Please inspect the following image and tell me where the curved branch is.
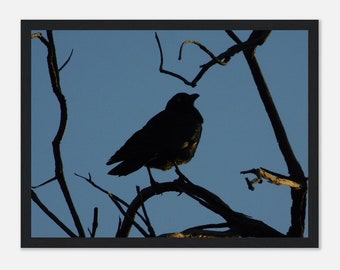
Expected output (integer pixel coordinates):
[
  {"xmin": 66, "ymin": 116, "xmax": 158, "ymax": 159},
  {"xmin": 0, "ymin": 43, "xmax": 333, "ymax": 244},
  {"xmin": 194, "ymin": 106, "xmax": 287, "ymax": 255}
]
[
  {"xmin": 75, "ymin": 172, "xmax": 153, "ymax": 235},
  {"xmin": 116, "ymin": 177, "xmax": 285, "ymax": 238},
  {"xmin": 156, "ymin": 30, "xmax": 271, "ymax": 87},
  {"xmin": 179, "ymin": 40, "xmax": 226, "ymax": 65},
  {"xmin": 58, "ymin": 49, "xmax": 74, "ymax": 72},
  {"xmin": 155, "ymin": 32, "xmax": 194, "ymax": 86},
  {"xmin": 31, "ymin": 32, "xmax": 49, "ymax": 47}
]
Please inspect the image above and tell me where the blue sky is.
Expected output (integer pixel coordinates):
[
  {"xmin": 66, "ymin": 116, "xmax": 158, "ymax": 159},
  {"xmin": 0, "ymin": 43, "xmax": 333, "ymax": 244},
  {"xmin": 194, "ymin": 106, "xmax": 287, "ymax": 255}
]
[{"xmin": 31, "ymin": 29, "xmax": 308, "ymax": 237}]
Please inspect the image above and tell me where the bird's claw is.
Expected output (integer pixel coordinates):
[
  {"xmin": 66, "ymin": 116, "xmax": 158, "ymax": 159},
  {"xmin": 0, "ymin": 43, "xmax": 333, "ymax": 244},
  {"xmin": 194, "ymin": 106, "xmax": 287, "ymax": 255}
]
[{"xmin": 150, "ymin": 180, "xmax": 163, "ymax": 195}]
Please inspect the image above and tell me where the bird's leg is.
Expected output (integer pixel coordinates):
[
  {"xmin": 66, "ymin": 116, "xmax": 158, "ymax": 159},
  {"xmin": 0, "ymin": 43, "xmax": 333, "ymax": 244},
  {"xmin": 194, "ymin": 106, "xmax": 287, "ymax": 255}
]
[
  {"xmin": 174, "ymin": 163, "xmax": 192, "ymax": 184},
  {"xmin": 147, "ymin": 166, "xmax": 157, "ymax": 185},
  {"xmin": 147, "ymin": 166, "xmax": 161, "ymax": 193}
]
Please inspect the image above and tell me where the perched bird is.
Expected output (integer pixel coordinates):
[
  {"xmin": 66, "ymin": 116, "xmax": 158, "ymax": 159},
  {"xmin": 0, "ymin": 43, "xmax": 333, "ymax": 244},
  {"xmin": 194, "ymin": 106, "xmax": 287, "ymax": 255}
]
[{"xmin": 106, "ymin": 92, "xmax": 203, "ymax": 186}]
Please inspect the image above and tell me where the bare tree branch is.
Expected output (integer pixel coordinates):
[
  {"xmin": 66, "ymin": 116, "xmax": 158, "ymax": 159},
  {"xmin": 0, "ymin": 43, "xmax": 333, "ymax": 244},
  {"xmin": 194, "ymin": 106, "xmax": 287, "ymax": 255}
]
[
  {"xmin": 228, "ymin": 30, "xmax": 306, "ymax": 182},
  {"xmin": 152, "ymin": 30, "xmax": 308, "ymax": 238},
  {"xmin": 156, "ymin": 30, "xmax": 271, "ymax": 87},
  {"xmin": 31, "ymin": 32, "xmax": 49, "ymax": 47},
  {"xmin": 179, "ymin": 40, "xmax": 226, "ymax": 65},
  {"xmin": 155, "ymin": 32, "xmax": 194, "ymax": 86},
  {"xmin": 31, "ymin": 190, "xmax": 77, "ymax": 237},
  {"xmin": 32, "ymin": 30, "xmax": 309, "ymax": 240},
  {"xmin": 228, "ymin": 30, "xmax": 307, "ymax": 237},
  {"xmin": 116, "ymin": 175, "xmax": 285, "ymax": 238},
  {"xmin": 241, "ymin": 167, "xmax": 303, "ymax": 190},
  {"xmin": 31, "ymin": 176, "xmax": 57, "ymax": 189},
  {"xmin": 33, "ymin": 30, "xmax": 85, "ymax": 237},
  {"xmin": 58, "ymin": 49, "xmax": 74, "ymax": 72},
  {"xmin": 136, "ymin": 186, "xmax": 156, "ymax": 237},
  {"xmin": 107, "ymin": 192, "xmax": 150, "ymax": 237},
  {"xmin": 88, "ymin": 207, "xmax": 98, "ymax": 238},
  {"xmin": 74, "ymin": 172, "xmax": 154, "ymax": 237}
]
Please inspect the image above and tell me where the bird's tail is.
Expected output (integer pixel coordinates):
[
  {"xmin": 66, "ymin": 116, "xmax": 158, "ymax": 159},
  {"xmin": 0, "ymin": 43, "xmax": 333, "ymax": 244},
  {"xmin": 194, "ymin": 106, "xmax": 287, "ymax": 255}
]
[{"xmin": 107, "ymin": 160, "xmax": 145, "ymax": 176}]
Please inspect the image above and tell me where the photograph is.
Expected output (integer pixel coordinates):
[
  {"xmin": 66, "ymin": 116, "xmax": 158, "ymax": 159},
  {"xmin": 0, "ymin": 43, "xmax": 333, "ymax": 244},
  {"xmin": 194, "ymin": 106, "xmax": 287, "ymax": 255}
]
[{"xmin": 21, "ymin": 20, "xmax": 318, "ymax": 247}]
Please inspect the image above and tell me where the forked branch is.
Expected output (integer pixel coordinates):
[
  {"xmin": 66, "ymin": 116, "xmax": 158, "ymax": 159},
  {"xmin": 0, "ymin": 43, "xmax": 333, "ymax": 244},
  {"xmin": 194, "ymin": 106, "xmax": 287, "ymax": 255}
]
[
  {"xmin": 31, "ymin": 30, "xmax": 85, "ymax": 237},
  {"xmin": 155, "ymin": 31, "xmax": 270, "ymax": 87},
  {"xmin": 227, "ymin": 30, "xmax": 307, "ymax": 237},
  {"xmin": 116, "ymin": 174, "xmax": 285, "ymax": 238},
  {"xmin": 241, "ymin": 167, "xmax": 304, "ymax": 190}
]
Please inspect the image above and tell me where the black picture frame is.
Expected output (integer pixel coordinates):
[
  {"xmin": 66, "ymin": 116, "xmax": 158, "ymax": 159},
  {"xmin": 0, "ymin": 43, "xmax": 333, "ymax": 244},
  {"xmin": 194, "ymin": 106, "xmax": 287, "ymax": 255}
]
[{"xmin": 21, "ymin": 20, "xmax": 318, "ymax": 248}]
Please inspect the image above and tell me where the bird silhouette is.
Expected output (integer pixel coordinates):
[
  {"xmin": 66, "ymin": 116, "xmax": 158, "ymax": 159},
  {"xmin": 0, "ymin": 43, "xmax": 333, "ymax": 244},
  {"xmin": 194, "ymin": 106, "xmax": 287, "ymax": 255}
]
[{"xmin": 106, "ymin": 92, "xmax": 203, "ymax": 186}]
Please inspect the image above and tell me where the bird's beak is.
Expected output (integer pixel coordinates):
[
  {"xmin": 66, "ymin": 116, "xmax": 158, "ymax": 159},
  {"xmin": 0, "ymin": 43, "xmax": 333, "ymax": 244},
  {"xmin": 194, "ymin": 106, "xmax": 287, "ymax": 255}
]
[{"xmin": 191, "ymin": 93, "xmax": 200, "ymax": 101}]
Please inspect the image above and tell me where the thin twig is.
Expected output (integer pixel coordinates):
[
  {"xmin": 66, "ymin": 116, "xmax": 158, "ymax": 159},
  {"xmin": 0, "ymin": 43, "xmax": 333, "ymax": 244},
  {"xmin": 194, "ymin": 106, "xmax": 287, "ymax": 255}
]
[
  {"xmin": 31, "ymin": 176, "xmax": 57, "ymax": 189},
  {"xmin": 155, "ymin": 32, "xmax": 196, "ymax": 87},
  {"xmin": 240, "ymin": 167, "xmax": 303, "ymax": 189},
  {"xmin": 185, "ymin": 222, "xmax": 229, "ymax": 231},
  {"xmin": 58, "ymin": 49, "xmax": 74, "ymax": 72},
  {"xmin": 31, "ymin": 190, "xmax": 77, "ymax": 237},
  {"xmin": 225, "ymin": 30, "xmax": 242, "ymax": 44},
  {"xmin": 88, "ymin": 207, "xmax": 98, "ymax": 238},
  {"xmin": 179, "ymin": 40, "xmax": 226, "ymax": 65},
  {"xmin": 116, "ymin": 217, "xmax": 122, "ymax": 236},
  {"xmin": 108, "ymin": 192, "xmax": 149, "ymax": 238},
  {"xmin": 31, "ymin": 32, "xmax": 49, "ymax": 47},
  {"xmin": 74, "ymin": 172, "xmax": 151, "ymax": 233},
  {"xmin": 156, "ymin": 31, "xmax": 272, "ymax": 88}
]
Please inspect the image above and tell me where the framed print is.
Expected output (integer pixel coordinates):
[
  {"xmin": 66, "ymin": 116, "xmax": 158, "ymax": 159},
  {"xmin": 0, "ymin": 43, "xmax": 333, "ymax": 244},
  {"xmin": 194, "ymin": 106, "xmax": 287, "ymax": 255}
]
[{"xmin": 21, "ymin": 20, "xmax": 318, "ymax": 247}]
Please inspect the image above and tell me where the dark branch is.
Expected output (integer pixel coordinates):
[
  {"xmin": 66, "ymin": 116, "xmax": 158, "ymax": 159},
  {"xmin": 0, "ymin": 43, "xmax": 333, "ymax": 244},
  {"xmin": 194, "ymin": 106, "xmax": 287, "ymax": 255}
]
[
  {"xmin": 31, "ymin": 176, "xmax": 57, "ymax": 189},
  {"xmin": 35, "ymin": 30, "xmax": 85, "ymax": 237},
  {"xmin": 116, "ymin": 217, "xmax": 122, "ymax": 236},
  {"xmin": 116, "ymin": 177, "xmax": 285, "ymax": 238},
  {"xmin": 58, "ymin": 49, "xmax": 74, "ymax": 72},
  {"xmin": 31, "ymin": 32, "xmax": 49, "ymax": 47},
  {"xmin": 31, "ymin": 190, "xmax": 77, "ymax": 237},
  {"xmin": 74, "ymin": 172, "xmax": 153, "ymax": 236},
  {"xmin": 231, "ymin": 30, "xmax": 305, "ymax": 181},
  {"xmin": 185, "ymin": 222, "xmax": 229, "ymax": 231},
  {"xmin": 155, "ymin": 32, "xmax": 195, "ymax": 86},
  {"xmin": 107, "ymin": 192, "xmax": 150, "ymax": 237},
  {"xmin": 225, "ymin": 30, "xmax": 242, "ymax": 44},
  {"xmin": 240, "ymin": 167, "xmax": 303, "ymax": 189},
  {"xmin": 136, "ymin": 186, "xmax": 156, "ymax": 237},
  {"xmin": 88, "ymin": 207, "xmax": 98, "ymax": 238},
  {"xmin": 179, "ymin": 40, "xmax": 226, "ymax": 65},
  {"xmin": 155, "ymin": 31, "xmax": 272, "ymax": 88},
  {"xmin": 229, "ymin": 30, "xmax": 307, "ymax": 237},
  {"xmin": 288, "ymin": 188, "xmax": 307, "ymax": 237}
]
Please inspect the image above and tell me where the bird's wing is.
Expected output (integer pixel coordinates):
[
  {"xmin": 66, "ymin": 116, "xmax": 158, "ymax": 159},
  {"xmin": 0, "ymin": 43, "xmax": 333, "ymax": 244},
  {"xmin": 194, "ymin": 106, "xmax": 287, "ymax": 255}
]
[
  {"xmin": 142, "ymin": 109, "xmax": 202, "ymax": 154},
  {"xmin": 107, "ymin": 108, "xmax": 202, "ymax": 165},
  {"xmin": 106, "ymin": 109, "xmax": 171, "ymax": 165}
]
